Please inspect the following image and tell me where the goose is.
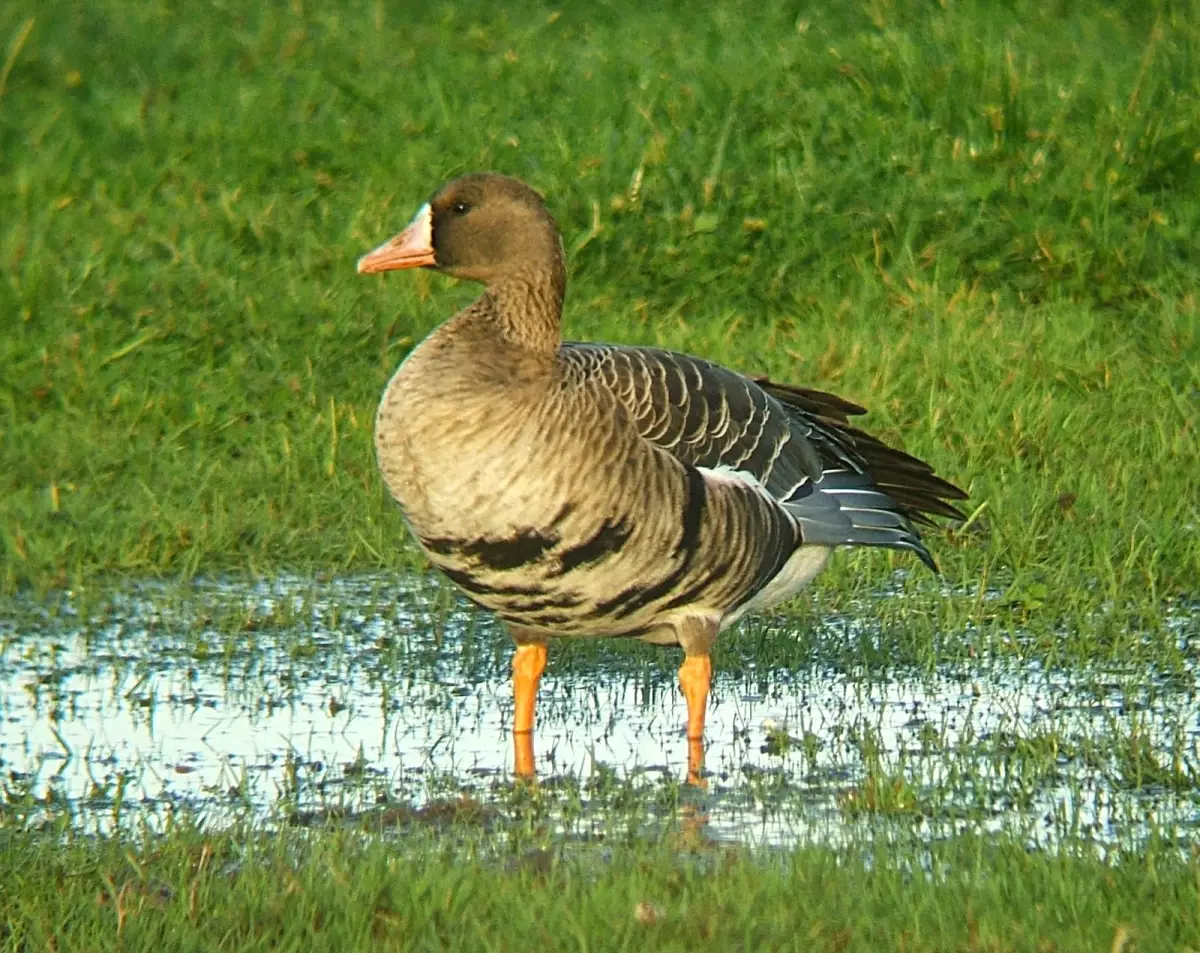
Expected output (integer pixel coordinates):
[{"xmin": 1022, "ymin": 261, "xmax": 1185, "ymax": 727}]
[{"xmin": 358, "ymin": 172, "xmax": 966, "ymax": 784}]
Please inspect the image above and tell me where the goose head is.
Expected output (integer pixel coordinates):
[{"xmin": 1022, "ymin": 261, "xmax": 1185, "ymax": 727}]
[{"xmin": 357, "ymin": 172, "xmax": 566, "ymax": 292}]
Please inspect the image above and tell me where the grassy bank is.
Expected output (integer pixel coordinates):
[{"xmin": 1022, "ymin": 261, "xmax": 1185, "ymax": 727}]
[
  {"xmin": 3, "ymin": 1, "xmax": 1200, "ymax": 940},
  {"xmin": 1, "ymin": 0, "xmax": 1197, "ymax": 628},
  {"xmin": 2, "ymin": 823, "xmax": 1198, "ymax": 952}
]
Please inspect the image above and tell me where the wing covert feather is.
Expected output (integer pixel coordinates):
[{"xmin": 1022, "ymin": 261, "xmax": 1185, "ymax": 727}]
[{"xmin": 559, "ymin": 343, "xmax": 966, "ymax": 528}]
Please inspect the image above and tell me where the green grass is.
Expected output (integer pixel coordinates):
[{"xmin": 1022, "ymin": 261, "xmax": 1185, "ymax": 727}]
[
  {"xmin": 2, "ymin": 0, "xmax": 1200, "ymax": 943},
  {"xmin": 2, "ymin": 0, "xmax": 1197, "ymax": 636},
  {"xmin": 3, "ymin": 823, "xmax": 1199, "ymax": 952}
]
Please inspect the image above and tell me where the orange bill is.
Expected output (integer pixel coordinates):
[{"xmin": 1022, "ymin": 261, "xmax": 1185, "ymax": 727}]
[{"xmin": 357, "ymin": 202, "xmax": 436, "ymax": 273}]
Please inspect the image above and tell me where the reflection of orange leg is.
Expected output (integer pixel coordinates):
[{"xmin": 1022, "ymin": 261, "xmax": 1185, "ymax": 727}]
[
  {"xmin": 675, "ymin": 802, "xmax": 712, "ymax": 849},
  {"xmin": 512, "ymin": 641, "xmax": 547, "ymax": 779},
  {"xmin": 678, "ymin": 653, "xmax": 712, "ymax": 787}
]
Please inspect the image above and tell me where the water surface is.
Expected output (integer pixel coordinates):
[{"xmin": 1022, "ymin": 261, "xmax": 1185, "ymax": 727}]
[{"xmin": 2, "ymin": 574, "xmax": 1197, "ymax": 850}]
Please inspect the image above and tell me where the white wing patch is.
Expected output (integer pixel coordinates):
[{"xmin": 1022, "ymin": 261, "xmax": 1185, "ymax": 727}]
[{"xmin": 698, "ymin": 464, "xmax": 767, "ymax": 490}]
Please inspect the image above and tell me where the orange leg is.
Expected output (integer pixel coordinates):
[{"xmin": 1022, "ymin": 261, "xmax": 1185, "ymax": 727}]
[
  {"xmin": 513, "ymin": 731, "xmax": 536, "ymax": 779},
  {"xmin": 678, "ymin": 653, "xmax": 712, "ymax": 786},
  {"xmin": 512, "ymin": 641, "xmax": 547, "ymax": 778}
]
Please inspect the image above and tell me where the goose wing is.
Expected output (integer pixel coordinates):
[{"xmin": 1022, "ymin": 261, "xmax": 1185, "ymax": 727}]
[{"xmin": 560, "ymin": 343, "xmax": 966, "ymax": 570}]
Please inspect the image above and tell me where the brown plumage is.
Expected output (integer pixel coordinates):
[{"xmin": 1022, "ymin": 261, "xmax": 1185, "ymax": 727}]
[{"xmin": 358, "ymin": 172, "xmax": 967, "ymax": 784}]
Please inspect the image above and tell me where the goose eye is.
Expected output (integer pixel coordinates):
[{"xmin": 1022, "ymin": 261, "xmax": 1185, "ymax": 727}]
[{"xmin": 451, "ymin": 201, "xmax": 470, "ymax": 215}]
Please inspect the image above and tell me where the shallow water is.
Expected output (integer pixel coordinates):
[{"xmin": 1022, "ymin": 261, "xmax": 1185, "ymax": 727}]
[{"xmin": 1, "ymin": 574, "xmax": 1197, "ymax": 850}]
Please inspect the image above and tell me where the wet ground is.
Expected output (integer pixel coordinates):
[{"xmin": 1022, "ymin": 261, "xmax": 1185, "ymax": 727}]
[{"xmin": 2, "ymin": 574, "xmax": 1197, "ymax": 849}]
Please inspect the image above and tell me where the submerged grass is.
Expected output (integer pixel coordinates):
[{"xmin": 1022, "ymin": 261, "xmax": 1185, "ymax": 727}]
[
  {"xmin": 3, "ymin": 575, "xmax": 1197, "ymax": 854},
  {"xmin": 2, "ymin": 823, "xmax": 1199, "ymax": 952},
  {"xmin": 1, "ymin": 0, "xmax": 1197, "ymax": 653}
]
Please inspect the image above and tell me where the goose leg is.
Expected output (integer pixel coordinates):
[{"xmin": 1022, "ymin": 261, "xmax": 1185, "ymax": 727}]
[
  {"xmin": 513, "ymin": 727, "xmax": 536, "ymax": 780},
  {"xmin": 678, "ymin": 654, "xmax": 711, "ymax": 786},
  {"xmin": 509, "ymin": 629, "xmax": 548, "ymax": 779},
  {"xmin": 676, "ymin": 617, "xmax": 718, "ymax": 787}
]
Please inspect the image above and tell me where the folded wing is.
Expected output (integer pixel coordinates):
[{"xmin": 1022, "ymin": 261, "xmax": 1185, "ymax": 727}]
[{"xmin": 561, "ymin": 344, "xmax": 966, "ymax": 571}]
